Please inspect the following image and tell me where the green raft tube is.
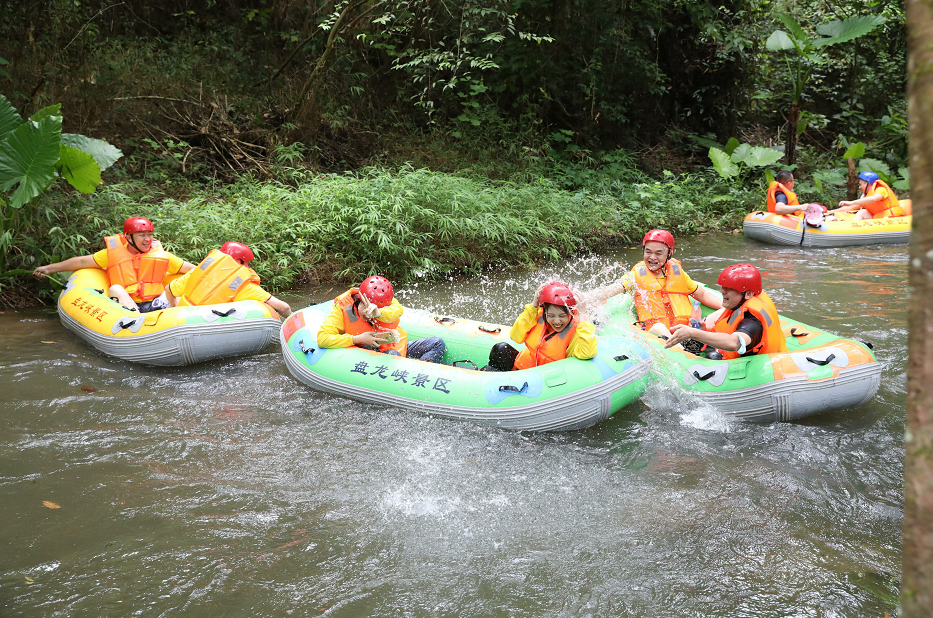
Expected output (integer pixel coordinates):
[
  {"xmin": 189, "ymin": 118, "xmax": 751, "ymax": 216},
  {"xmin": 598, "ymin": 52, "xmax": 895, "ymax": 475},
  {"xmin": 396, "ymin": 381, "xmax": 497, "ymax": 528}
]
[
  {"xmin": 280, "ymin": 301, "xmax": 652, "ymax": 431},
  {"xmin": 597, "ymin": 291, "xmax": 882, "ymax": 422}
]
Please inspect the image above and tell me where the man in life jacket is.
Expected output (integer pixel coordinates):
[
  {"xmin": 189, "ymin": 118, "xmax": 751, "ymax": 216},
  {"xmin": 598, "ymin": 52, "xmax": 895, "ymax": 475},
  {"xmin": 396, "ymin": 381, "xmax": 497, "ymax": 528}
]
[
  {"xmin": 163, "ymin": 241, "xmax": 292, "ymax": 317},
  {"xmin": 317, "ymin": 275, "xmax": 446, "ymax": 362},
  {"xmin": 582, "ymin": 229, "xmax": 722, "ymax": 340},
  {"xmin": 483, "ymin": 281, "xmax": 597, "ymax": 371},
  {"xmin": 831, "ymin": 171, "xmax": 903, "ymax": 220},
  {"xmin": 664, "ymin": 263, "xmax": 788, "ymax": 360},
  {"xmin": 33, "ymin": 216, "xmax": 195, "ymax": 312},
  {"xmin": 766, "ymin": 170, "xmax": 804, "ymax": 217}
]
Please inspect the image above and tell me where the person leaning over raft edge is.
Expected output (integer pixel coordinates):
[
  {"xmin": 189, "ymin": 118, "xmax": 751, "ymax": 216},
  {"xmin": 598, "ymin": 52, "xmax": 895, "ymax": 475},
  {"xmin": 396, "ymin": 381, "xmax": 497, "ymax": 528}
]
[
  {"xmin": 162, "ymin": 241, "xmax": 291, "ymax": 318},
  {"xmin": 482, "ymin": 281, "xmax": 597, "ymax": 372},
  {"xmin": 317, "ymin": 275, "xmax": 446, "ymax": 363},
  {"xmin": 663, "ymin": 263, "xmax": 789, "ymax": 360},
  {"xmin": 32, "ymin": 216, "xmax": 195, "ymax": 313}
]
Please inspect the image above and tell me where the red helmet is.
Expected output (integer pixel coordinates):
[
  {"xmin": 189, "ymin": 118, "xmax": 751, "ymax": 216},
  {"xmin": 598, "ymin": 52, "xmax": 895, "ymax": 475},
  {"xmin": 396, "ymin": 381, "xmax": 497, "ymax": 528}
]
[
  {"xmin": 717, "ymin": 263, "xmax": 762, "ymax": 295},
  {"xmin": 539, "ymin": 281, "xmax": 577, "ymax": 311},
  {"xmin": 123, "ymin": 217, "xmax": 154, "ymax": 235},
  {"xmin": 220, "ymin": 241, "xmax": 255, "ymax": 263},
  {"xmin": 642, "ymin": 229, "xmax": 675, "ymax": 254},
  {"xmin": 360, "ymin": 275, "xmax": 394, "ymax": 308}
]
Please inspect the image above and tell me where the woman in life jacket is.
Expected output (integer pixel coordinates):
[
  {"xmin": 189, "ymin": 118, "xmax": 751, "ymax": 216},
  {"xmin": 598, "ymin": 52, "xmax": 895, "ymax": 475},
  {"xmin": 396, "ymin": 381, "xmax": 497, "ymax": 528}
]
[
  {"xmin": 830, "ymin": 171, "xmax": 903, "ymax": 220},
  {"xmin": 664, "ymin": 263, "xmax": 788, "ymax": 360},
  {"xmin": 483, "ymin": 281, "xmax": 597, "ymax": 372},
  {"xmin": 163, "ymin": 241, "xmax": 292, "ymax": 317},
  {"xmin": 32, "ymin": 216, "xmax": 195, "ymax": 313},
  {"xmin": 317, "ymin": 275, "xmax": 446, "ymax": 363}
]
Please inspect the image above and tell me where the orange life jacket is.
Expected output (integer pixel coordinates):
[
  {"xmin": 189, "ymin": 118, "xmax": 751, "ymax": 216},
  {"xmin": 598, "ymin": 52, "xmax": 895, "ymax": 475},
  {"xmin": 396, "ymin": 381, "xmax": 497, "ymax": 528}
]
[
  {"xmin": 176, "ymin": 250, "xmax": 262, "ymax": 307},
  {"xmin": 513, "ymin": 308, "xmax": 578, "ymax": 370},
  {"xmin": 335, "ymin": 288, "xmax": 408, "ymax": 355},
  {"xmin": 766, "ymin": 181, "xmax": 802, "ymax": 216},
  {"xmin": 712, "ymin": 291, "xmax": 789, "ymax": 359},
  {"xmin": 104, "ymin": 234, "xmax": 171, "ymax": 302},
  {"xmin": 631, "ymin": 259, "xmax": 695, "ymax": 330},
  {"xmin": 864, "ymin": 180, "xmax": 903, "ymax": 218}
]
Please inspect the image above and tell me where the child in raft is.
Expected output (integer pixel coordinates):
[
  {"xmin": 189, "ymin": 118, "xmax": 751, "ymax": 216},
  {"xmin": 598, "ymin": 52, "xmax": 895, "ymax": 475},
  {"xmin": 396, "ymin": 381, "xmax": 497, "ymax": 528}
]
[{"xmin": 482, "ymin": 281, "xmax": 597, "ymax": 371}]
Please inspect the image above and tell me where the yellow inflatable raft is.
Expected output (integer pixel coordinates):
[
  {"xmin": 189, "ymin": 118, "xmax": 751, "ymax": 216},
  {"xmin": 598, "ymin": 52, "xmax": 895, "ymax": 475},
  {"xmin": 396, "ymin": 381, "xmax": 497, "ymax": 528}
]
[
  {"xmin": 744, "ymin": 200, "xmax": 911, "ymax": 247},
  {"xmin": 58, "ymin": 268, "xmax": 282, "ymax": 365}
]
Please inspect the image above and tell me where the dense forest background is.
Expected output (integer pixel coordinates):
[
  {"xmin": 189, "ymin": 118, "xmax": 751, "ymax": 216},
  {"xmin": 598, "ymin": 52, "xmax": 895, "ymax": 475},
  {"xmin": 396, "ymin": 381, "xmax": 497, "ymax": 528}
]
[{"xmin": 0, "ymin": 0, "xmax": 908, "ymax": 304}]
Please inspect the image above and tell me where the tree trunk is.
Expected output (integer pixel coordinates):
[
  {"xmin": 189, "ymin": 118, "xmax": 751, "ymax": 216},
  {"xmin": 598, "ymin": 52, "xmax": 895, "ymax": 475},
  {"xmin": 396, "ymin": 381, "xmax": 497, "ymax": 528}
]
[
  {"xmin": 902, "ymin": 0, "xmax": 933, "ymax": 614},
  {"xmin": 847, "ymin": 157, "xmax": 858, "ymax": 201},
  {"xmin": 784, "ymin": 102, "xmax": 799, "ymax": 166}
]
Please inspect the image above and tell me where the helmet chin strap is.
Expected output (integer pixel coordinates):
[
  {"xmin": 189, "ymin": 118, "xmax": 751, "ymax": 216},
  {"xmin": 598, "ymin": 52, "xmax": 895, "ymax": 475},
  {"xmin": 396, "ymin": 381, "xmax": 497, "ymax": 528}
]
[{"xmin": 126, "ymin": 234, "xmax": 145, "ymax": 253}]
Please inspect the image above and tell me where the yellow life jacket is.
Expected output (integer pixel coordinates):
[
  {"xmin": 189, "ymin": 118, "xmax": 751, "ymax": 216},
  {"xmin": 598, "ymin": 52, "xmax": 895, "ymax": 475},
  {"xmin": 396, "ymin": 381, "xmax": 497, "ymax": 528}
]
[
  {"xmin": 104, "ymin": 234, "xmax": 171, "ymax": 302},
  {"xmin": 335, "ymin": 289, "xmax": 408, "ymax": 355},
  {"xmin": 712, "ymin": 291, "xmax": 789, "ymax": 359},
  {"xmin": 864, "ymin": 180, "xmax": 903, "ymax": 218},
  {"xmin": 766, "ymin": 181, "xmax": 802, "ymax": 217},
  {"xmin": 513, "ymin": 308, "xmax": 578, "ymax": 370},
  {"xmin": 631, "ymin": 259, "xmax": 695, "ymax": 330},
  {"xmin": 176, "ymin": 250, "xmax": 261, "ymax": 307}
]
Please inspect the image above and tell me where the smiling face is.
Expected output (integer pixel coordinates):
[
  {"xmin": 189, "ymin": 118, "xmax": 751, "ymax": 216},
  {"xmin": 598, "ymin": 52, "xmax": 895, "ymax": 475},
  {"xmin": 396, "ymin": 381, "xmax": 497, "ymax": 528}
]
[
  {"xmin": 643, "ymin": 241, "xmax": 671, "ymax": 273},
  {"xmin": 720, "ymin": 286, "xmax": 751, "ymax": 311},
  {"xmin": 543, "ymin": 303, "xmax": 572, "ymax": 332},
  {"xmin": 127, "ymin": 230, "xmax": 154, "ymax": 253}
]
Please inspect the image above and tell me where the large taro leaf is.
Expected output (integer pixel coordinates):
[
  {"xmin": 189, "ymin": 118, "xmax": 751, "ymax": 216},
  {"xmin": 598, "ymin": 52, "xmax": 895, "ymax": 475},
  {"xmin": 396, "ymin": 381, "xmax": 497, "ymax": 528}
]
[
  {"xmin": 766, "ymin": 30, "xmax": 796, "ymax": 52},
  {"xmin": 0, "ymin": 115, "xmax": 62, "ymax": 208},
  {"xmin": 730, "ymin": 143, "xmax": 753, "ymax": 164},
  {"xmin": 723, "ymin": 137, "xmax": 741, "ymax": 156},
  {"xmin": 813, "ymin": 16, "xmax": 885, "ymax": 48},
  {"xmin": 29, "ymin": 104, "xmax": 62, "ymax": 123},
  {"xmin": 842, "ymin": 142, "xmax": 866, "ymax": 159},
  {"xmin": 58, "ymin": 145, "xmax": 101, "ymax": 193},
  {"xmin": 709, "ymin": 147, "xmax": 739, "ymax": 179},
  {"xmin": 734, "ymin": 145, "xmax": 783, "ymax": 168},
  {"xmin": 860, "ymin": 158, "xmax": 892, "ymax": 179},
  {"xmin": 61, "ymin": 133, "xmax": 122, "ymax": 171},
  {"xmin": 777, "ymin": 13, "xmax": 808, "ymax": 44},
  {"xmin": 0, "ymin": 94, "xmax": 22, "ymax": 144}
]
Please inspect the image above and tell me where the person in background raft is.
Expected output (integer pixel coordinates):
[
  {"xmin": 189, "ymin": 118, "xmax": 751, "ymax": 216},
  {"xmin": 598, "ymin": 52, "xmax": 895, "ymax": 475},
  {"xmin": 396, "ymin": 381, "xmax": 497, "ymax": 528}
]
[
  {"xmin": 829, "ymin": 171, "xmax": 903, "ymax": 220},
  {"xmin": 32, "ymin": 216, "xmax": 195, "ymax": 313},
  {"xmin": 581, "ymin": 229, "xmax": 722, "ymax": 342},
  {"xmin": 163, "ymin": 241, "xmax": 292, "ymax": 318},
  {"xmin": 664, "ymin": 263, "xmax": 788, "ymax": 360},
  {"xmin": 317, "ymin": 276, "xmax": 446, "ymax": 363},
  {"xmin": 483, "ymin": 281, "xmax": 597, "ymax": 372},
  {"xmin": 766, "ymin": 170, "xmax": 804, "ymax": 217}
]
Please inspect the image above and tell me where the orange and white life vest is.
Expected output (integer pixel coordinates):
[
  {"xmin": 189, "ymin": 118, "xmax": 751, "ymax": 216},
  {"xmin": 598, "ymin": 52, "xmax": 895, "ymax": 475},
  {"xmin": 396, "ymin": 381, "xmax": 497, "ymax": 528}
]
[
  {"xmin": 335, "ymin": 288, "xmax": 408, "ymax": 355},
  {"xmin": 513, "ymin": 308, "xmax": 578, "ymax": 370},
  {"xmin": 631, "ymin": 259, "xmax": 695, "ymax": 330},
  {"xmin": 176, "ymin": 250, "xmax": 261, "ymax": 307},
  {"xmin": 712, "ymin": 291, "xmax": 788, "ymax": 359},
  {"xmin": 864, "ymin": 179, "xmax": 903, "ymax": 218},
  {"xmin": 104, "ymin": 234, "xmax": 171, "ymax": 301},
  {"xmin": 766, "ymin": 182, "xmax": 802, "ymax": 217}
]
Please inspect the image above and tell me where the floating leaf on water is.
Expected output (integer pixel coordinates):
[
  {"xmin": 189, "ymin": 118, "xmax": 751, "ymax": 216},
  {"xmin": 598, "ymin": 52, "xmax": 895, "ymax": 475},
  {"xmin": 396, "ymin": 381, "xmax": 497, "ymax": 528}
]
[
  {"xmin": 41, "ymin": 340, "xmax": 56, "ymax": 344},
  {"xmin": 80, "ymin": 385, "xmax": 97, "ymax": 393},
  {"xmin": 42, "ymin": 500, "xmax": 61, "ymax": 509},
  {"xmin": 24, "ymin": 576, "xmax": 34, "ymax": 584}
]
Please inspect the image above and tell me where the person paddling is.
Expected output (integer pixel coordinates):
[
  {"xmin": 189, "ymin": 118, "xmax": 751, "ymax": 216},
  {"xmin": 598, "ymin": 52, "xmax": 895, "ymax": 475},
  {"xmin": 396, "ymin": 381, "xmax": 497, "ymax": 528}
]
[{"xmin": 32, "ymin": 217, "xmax": 195, "ymax": 313}]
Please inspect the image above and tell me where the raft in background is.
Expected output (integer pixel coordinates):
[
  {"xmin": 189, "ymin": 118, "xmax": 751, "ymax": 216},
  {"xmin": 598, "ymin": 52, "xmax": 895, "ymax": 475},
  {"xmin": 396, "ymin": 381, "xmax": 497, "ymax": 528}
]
[
  {"xmin": 743, "ymin": 201, "xmax": 911, "ymax": 247},
  {"xmin": 280, "ymin": 301, "xmax": 652, "ymax": 431},
  {"xmin": 58, "ymin": 268, "xmax": 282, "ymax": 365},
  {"xmin": 599, "ymin": 294, "xmax": 882, "ymax": 422}
]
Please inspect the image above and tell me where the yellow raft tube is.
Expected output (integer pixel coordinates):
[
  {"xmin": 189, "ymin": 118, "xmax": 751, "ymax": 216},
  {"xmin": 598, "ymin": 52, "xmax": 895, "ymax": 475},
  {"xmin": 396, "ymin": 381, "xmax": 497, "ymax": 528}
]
[
  {"xmin": 744, "ymin": 200, "xmax": 912, "ymax": 247},
  {"xmin": 58, "ymin": 268, "xmax": 282, "ymax": 365}
]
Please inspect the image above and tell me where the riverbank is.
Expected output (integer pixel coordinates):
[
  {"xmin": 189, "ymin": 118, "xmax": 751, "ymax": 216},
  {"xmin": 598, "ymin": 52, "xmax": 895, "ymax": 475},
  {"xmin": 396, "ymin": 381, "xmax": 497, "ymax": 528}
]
[{"xmin": 2, "ymin": 165, "xmax": 758, "ymax": 308}]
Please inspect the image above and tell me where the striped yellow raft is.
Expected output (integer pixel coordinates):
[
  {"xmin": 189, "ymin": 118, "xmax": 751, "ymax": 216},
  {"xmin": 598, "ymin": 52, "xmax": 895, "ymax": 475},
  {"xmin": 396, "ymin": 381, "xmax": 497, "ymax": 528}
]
[
  {"xmin": 57, "ymin": 268, "xmax": 281, "ymax": 365},
  {"xmin": 743, "ymin": 201, "xmax": 911, "ymax": 247}
]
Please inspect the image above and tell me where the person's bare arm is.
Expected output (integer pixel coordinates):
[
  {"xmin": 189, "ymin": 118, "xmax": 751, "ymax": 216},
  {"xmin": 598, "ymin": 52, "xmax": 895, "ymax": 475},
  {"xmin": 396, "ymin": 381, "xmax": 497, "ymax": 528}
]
[
  {"xmin": 265, "ymin": 296, "xmax": 292, "ymax": 318},
  {"xmin": 33, "ymin": 255, "xmax": 99, "ymax": 278}
]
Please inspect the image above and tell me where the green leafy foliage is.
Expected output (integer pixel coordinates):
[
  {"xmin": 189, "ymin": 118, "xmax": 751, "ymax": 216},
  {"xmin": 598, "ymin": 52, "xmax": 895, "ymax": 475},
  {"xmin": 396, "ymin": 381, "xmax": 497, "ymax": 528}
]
[
  {"xmin": 61, "ymin": 134, "xmax": 123, "ymax": 171},
  {"xmin": 0, "ymin": 115, "xmax": 63, "ymax": 208},
  {"xmin": 709, "ymin": 148, "xmax": 739, "ymax": 179},
  {"xmin": 58, "ymin": 145, "xmax": 101, "ymax": 194},
  {"xmin": 0, "ymin": 95, "xmax": 21, "ymax": 143}
]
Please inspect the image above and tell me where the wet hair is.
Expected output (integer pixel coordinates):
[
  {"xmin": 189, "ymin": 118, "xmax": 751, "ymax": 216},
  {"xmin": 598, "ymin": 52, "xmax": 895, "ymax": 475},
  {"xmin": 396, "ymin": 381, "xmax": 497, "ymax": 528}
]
[{"xmin": 775, "ymin": 170, "xmax": 794, "ymax": 184}]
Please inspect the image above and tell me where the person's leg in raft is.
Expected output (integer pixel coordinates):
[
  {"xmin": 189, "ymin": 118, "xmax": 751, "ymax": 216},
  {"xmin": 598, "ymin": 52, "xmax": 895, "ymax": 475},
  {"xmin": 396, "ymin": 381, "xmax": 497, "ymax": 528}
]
[
  {"xmin": 406, "ymin": 337, "xmax": 446, "ymax": 363},
  {"xmin": 483, "ymin": 342, "xmax": 520, "ymax": 371},
  {"xmin": 853, "ymin": 208, "xmax": 872, "ymax": 220},
  {"xmin": 108, "ymin": 284, "xmax": 140, "ymax": 311}
]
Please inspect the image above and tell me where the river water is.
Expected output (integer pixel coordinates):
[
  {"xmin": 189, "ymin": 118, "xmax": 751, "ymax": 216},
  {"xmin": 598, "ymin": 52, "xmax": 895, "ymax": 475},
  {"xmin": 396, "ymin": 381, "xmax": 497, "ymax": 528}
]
[{"xmin": 0, "ymin": 234, "xmax": 906, "ymax": 617}]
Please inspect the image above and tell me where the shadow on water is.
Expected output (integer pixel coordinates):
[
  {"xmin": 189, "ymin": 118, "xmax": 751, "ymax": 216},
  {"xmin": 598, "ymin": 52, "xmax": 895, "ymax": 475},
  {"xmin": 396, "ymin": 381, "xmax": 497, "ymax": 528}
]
[{"xmin": 0, "ymin": 233, "xmax": 905, "ymax": 616}]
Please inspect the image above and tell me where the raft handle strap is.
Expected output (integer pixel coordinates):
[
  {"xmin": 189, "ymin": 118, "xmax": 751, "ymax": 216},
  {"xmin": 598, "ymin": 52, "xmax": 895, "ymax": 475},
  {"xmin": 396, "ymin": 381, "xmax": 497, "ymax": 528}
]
[
  {"xmin": 452, "ymin": 359, "xmax": 479, "ymax": 370},
  {"xmin": 478, "ymin": 325, "xmax": 501, "ymax": 334},
  {"xmin": 115, "ymin": 318, "xmax": 136, "ymax": 331},
  {"xmin": 614, "ymin": 355, "xmax": 630, "ymax": 362},
  {"xmin": 298, "ymin": 339, "xmax": 315, "ymax": 355},
  {"xmin": 692, "ymin": 370, "xmax": 717, "ymax": 381},
  {"xmin": 805, "ymin": 353, "xmax": 835, "ymax": 367},
  {"xmin": 499, "ymin": 382, "xmax": 529, "ymax": 394},
  {"xmin": 434, "ymin": 316, "xmax": 456, "ymax": 325},
  {"xmin": 212, "ymin": 308, "xmax": 237, "ymax": 318},
  {"xmin": 94, "ymin": 288, "xmax": 105, "ymax": 295},
  {"xmin": 859, "ymin": 340, "xmax": 874, "ymax": 350},
  {"xmin": 790, "ymin": 327, "xmax": 809, "ymax": 337}
]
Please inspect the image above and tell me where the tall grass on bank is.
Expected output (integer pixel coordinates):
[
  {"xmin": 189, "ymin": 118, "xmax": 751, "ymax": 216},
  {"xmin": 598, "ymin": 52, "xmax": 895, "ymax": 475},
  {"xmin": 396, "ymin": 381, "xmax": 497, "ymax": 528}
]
[{"xmin": 4, "ymin": 166, "xmax": 758, "ymax": 306}]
